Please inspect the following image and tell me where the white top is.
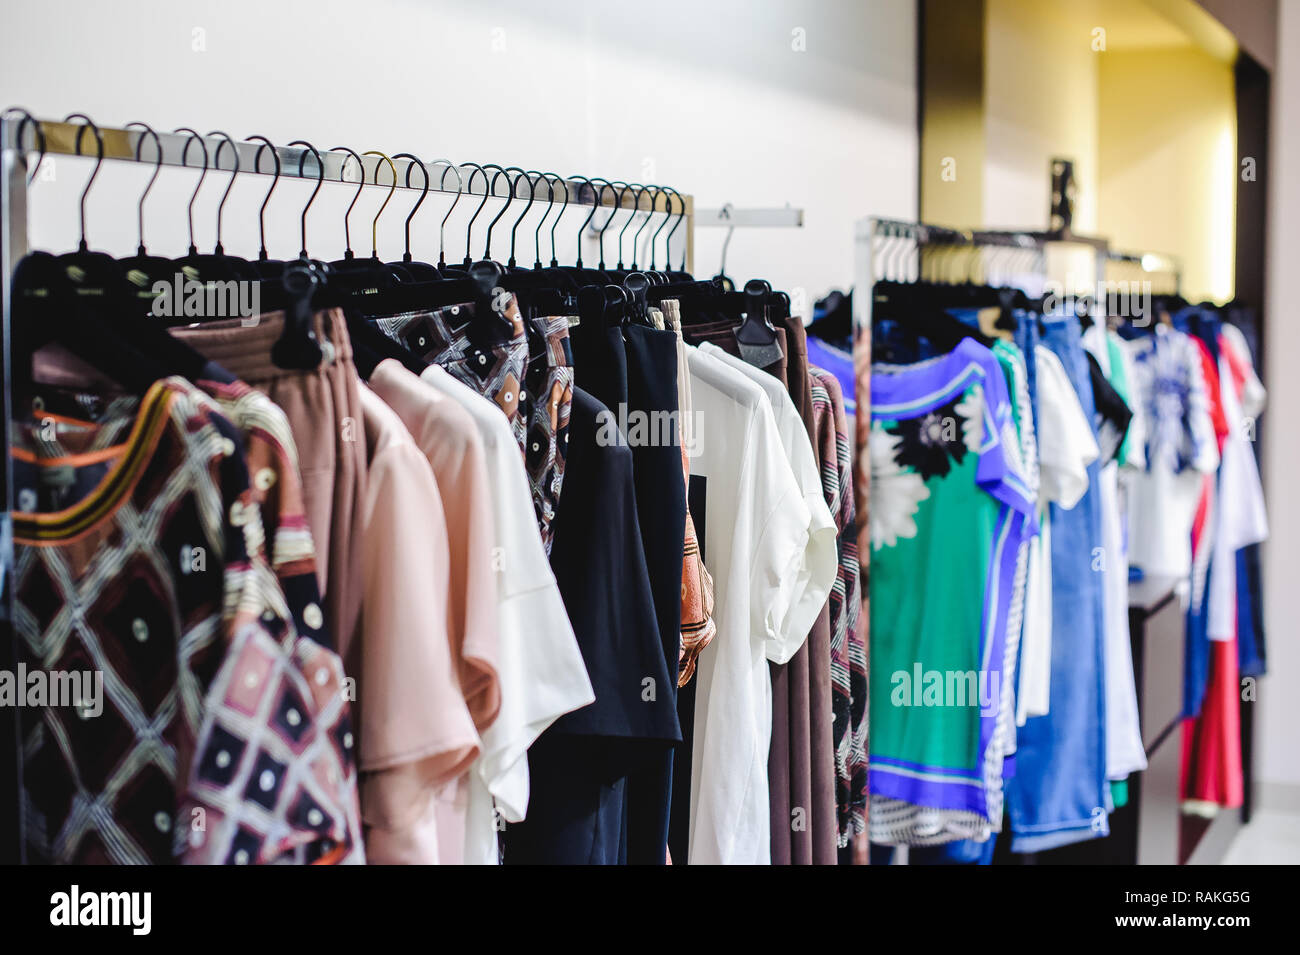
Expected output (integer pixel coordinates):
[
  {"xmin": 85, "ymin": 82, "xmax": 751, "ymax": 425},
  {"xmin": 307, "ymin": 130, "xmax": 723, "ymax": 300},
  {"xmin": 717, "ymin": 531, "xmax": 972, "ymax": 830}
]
[
  {"xmin": 1016, "ymin": 345, "xmax": 1099, "ymax": 726},
  {"xmin": 420, "ymin": 364, "xmax": 594, "ymax": 864},
  {"xmin": 698, "ymin": 342, "xmax": 838, "ymax": 647},
  {"xmin": 684, "ymin": 346, "xmax": 819, "ymax": 864},
  {"xmin": 1206, "ymin": 349, "xmax": 1268, "ymax": 642}
]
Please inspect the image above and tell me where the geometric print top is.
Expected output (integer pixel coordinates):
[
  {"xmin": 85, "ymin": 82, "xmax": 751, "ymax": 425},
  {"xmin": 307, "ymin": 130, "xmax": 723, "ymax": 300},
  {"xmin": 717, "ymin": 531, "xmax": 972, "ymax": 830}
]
[
  {"xmin": 11, "ymin": 377, "xmax": 363, "ymax": 864},
  {"xmin": 372, "ymin": 295, "xmax": 574, "ymax": 554}
]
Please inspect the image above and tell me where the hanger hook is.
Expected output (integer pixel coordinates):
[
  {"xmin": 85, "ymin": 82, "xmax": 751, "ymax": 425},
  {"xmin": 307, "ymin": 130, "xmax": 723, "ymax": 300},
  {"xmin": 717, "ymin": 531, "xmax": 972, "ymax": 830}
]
[
  {"xmin": 483, "ymin": 164, "xmax": 518, "ymax": 260},
  {"xmin": 530, "ymin": 173, "xmax": 557, "ymax": 269},
  {"xmin": 506, "ymin": 170, "xmax": 540, "ymax": 268},
  {"xmin": 716, "ymin": 202, "xmax": 735, "ymax": 280},
  {"xmin": 430, "ymin": 160, "xmax": 463, "ymax": 267},
  {"xmin": 363, "ymin": 150, "xmax": 397, "ymax": 259},
  {"xmin": 173, "ymin": 127, "xmax": 209, "ymax": 255},
  {"xmin": 287, "ymin": 140, "xmax": 323, "ymax": 259},
  {"xmin": 545, "ymin": 174, "xmax": 569, "ymax": 268},
  {"xmin": 598, "ymin": 180, "xmax": 628, "ymax": 269},
  {"xmin": 244, "ymin": 135, "xmax": 281, "ymax": 261},
  {"xmin": 207, "ymin": 130, "xmax": 240, "ymax": 255},
  {"xmin": 568, "ymin": 175, "xmax": 596, "ymax": 268},
  {"xmin": 635, "ymin": 184, "xmax": 662, "ymax": 270},
  {"xmin": 329, "ymin": 146, "xmax": 364, "ymax": 259},
  {"xmin": 124, "ymin": 121, "xmax": 162, "ymax": 255},
  {"xmin": 650, "ymin": 186, "xmax": 676, "ymax": 271},
  {"xmin": 4, "ymin": 108, "xmax": 48, "ymax": 186},
  {"xmin": 392, "ymin": 152, "xmax": 430, "ymax": 263},
  {"xmin": 608, "ymin": 181, "xmax": 633, "ymax": 268},
  {"xmin": 588, "ymin": 178, "xmax": 617, "ymax": 270},
  {"xmin": 460, "ymin": 162, "xmax": 490, "ymax": 266},
  {"xmin": 63, "ymin": 113, "xmax": 104, "ymax": 252},
  {"xmin": 662, "ymin": 186, "xmax": 687, "ymax": 271},
  {"xmin": 618, "ymin": 183, "xmax": 647, "ymax": 269}
]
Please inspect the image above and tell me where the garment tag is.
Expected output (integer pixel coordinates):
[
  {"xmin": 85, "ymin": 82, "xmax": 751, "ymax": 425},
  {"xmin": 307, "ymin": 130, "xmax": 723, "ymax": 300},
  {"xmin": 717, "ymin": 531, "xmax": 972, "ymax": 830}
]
[{"xmin": 39, "ymin": 465, "xmax": 76, "ymax": 489}]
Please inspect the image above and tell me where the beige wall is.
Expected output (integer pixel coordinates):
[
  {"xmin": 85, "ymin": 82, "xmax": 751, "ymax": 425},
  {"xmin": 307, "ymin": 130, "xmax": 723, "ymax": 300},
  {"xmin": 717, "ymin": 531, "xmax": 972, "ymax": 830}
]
[
  {"xmin": 921, "ymin": 0, "xmax": 986, "ymax": 228},
  {"xmin": 0, "ymin": 0, "xmax": 919, "ymax": 301},
  {"xmin": 1096, "ymin": 47, "xmax": 1237, "ymax": 304},
  {"xmin": 922, "ymin": 0, "xmax": 1238, "ymax": 300},
  {"xmin": 983, "ymin": 0, "xmax": 1100, "ymax": 235}
]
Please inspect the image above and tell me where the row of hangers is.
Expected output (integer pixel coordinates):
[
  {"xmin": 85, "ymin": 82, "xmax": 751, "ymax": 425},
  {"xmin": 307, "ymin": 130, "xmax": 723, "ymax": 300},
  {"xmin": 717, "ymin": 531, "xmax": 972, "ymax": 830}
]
[{"xmin": 5, "ymin": 109, "xmax": 792, "ymax": 396}]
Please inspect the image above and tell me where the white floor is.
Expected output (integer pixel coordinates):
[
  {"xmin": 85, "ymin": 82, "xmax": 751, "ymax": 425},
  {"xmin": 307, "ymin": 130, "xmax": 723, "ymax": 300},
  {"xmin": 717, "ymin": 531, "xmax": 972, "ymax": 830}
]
[{"xmin": 1221, "ymin": 809, "xmax": 1300, "ymax": 864}]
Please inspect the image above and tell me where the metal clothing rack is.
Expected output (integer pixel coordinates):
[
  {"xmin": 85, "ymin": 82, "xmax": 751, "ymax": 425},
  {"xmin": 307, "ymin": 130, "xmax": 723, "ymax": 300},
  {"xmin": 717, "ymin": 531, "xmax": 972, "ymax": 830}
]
[
  {"xmin": 0, "ymin": 112, "xmax": 700, "ymax": 864},
  {"xmin": 0, "ymin": 118, "xmax": 698, "ymax": 273},
  {"xmin": 853, "ymin": 215, "xmax": 1183, "ymax": 331},
  {"xmin": 1105, "ymin": 249, "xmax": 1183, "ymax": 297},
  {"xmin": 853, "ymin": 216, "xmax": 1051, "ymax": 332},
  {"xmin": 694, "ymin": 206, "xmax": 804, "ymax": 228}
]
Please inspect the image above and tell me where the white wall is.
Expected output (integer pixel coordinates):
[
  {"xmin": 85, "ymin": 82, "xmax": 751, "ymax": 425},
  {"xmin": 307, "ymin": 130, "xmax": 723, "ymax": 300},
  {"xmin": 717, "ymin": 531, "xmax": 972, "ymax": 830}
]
[
  {"xmin": 0, "ymin": 0, "xmax": 918, "ymax": 309},
  {"xmin": 1259, "ymin": 0, "xmax": 1300, "ymax": 792}
]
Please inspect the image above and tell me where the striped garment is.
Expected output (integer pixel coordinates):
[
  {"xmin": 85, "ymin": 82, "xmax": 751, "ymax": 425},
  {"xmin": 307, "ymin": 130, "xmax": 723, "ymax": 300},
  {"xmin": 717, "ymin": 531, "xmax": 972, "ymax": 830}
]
[{"xmin": 810, "ymin": 367, "xmax": 864, "ymax": 846}]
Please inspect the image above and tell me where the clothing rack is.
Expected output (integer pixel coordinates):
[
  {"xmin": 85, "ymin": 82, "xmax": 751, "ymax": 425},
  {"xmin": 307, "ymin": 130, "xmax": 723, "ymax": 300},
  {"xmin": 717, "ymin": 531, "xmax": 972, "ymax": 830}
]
[
  {"xmin": 1105, "ymin": 249, "xmax": 1184, "ymax": 297},
  {"xmin": 853, "ymin": 215, "xmax": 1182, "ymax": 330},
  {"xmin": 0, "ymin": 117, "xmax": 698, "ymax": 274},
  {"xmin": 0, "ymin": 111, "xmax": 702, "ymax": 865},
  {"xmin": 694, "ymin": 206, "xmax": 805, "ymax": 228},
  {"xmin": 852, "ymin": 216, "xmax": 1051, "ymax": 331}
]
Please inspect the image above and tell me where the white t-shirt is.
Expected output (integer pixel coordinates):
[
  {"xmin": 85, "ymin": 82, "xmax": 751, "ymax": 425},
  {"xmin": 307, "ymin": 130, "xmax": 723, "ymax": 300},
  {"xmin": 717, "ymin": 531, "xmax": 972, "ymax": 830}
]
[
  {"xmin": 684, "ymin": 346, "xmax": 817, "ymax": 864},
  {"xmin": 1016, "ymin": 345, "xmax": 1099, "ymax": 726},
  {"xmin": 1206, "ymin": 350, "xmax": 1268, "ymax": 642},
  {"xmin": 420, "ymin": 364, "xmax": 594, "ymax": 865},
  {"xmin": 698, "ymin": 342, "xmax": 838, "ymax": 647}
]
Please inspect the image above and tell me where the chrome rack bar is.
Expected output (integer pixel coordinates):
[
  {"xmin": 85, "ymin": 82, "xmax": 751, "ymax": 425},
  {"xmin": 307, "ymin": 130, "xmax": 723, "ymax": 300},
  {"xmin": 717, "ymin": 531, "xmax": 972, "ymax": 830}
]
[{"xmin": 694, "ymin": 206, "xmax": 804, "ymax": 228}]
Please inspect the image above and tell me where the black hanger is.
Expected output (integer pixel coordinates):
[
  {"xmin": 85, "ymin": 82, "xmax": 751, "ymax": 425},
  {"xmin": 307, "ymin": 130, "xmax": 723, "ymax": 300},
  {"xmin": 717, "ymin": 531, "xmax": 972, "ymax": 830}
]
[
  {"xmin": 561, "ymin": 174, "xmax": 599, "ymax": 281},
  {"xmin": 735, "ymin": 278, "xmax": 784, "ymax": 367},
  {"xmin": 712, "ymin": 203, "xmax": 736, "ymax": 290},
  {"xmin": 592, "ymin": 178, "xmax": 623, "ymax": 272},
  {"xmin": 524, "ymin": 174, "xmax": 581, "ymax": 307},
  {"xmin": 167, "ymin": 127, "xmax": 219, "ymax": 283},
  {"xmin": 530, "ymin": 172, "xmax": 558, "ymax": 270},
  {"xmin": 52, "ymin": 113, "xmax": 128, "ymax": 301},
  {"xmin": 207, "ymin": 131, "xmax": 259, "ymax": 279},
  {"xmin": 325, "ymin": 150, "xmax": 405, "ymax": 294},
  {"xmin": 173, "ymin": 130, "xmax": 258, "ymax": 288},
  {"xmin": 389, "ymin": 152, "xmax": 440, "ymax": 279},
  {"xmin": 12, "ymin": 115, "xmax": 210, "ymax": 396},
  {"xmin": 483, "ymin": 165, "xmax": 524, "ymax": 265},
  {"xmin": 459, "ymin": 162, "xmax": 494, "ymax": 270},
  {"xmin": 262, "ymin": 139, "xmax": 326, "ymax": 370},
  {"xmin": 632, "ymin": 185, "xmax": 662, "ymax": 278},
  {"xmin": 648, "ymin": 186, "xmax": 676, "ymax": 274},
  {"xmin": 114, "ymin": 122, "xmax": 178, "ymax": 312},
  {"xmin": 432, "ymin": 159, "xmax": 464, "ymax": 272},
  {"xmin": 507, "ymin": 170, "xmax": 541, "ymax": 269},
  {"xmin": 615, "ymin": 184, "xmax": 648, "ymax": 272},
  {"xmin": 662, "ymin": 186, "xmax": 691, "ymax": 279},
  {"xmin": 498, "ymin": 171, "xmax": 575, "ymax": 316},
  {"xmin": 328, "ymin": 145, "xmax": 366, "ymax": 264},
  {"xmin": 543, "ymin": 174, "xmax": 569, "ymax": 269},
  {"xmin": 245, "ymin": 134, "xmax": 286, "ymax": 278}
]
